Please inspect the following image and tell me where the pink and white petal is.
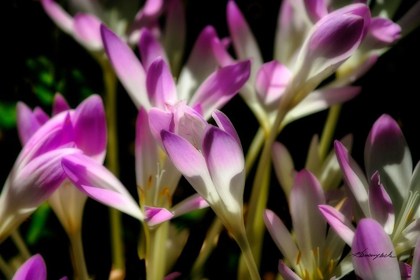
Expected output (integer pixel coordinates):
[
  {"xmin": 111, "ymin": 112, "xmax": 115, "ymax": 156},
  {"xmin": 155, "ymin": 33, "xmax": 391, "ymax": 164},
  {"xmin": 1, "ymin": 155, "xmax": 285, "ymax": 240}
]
[
  {"xmin": 226, "ymin": 0, "xmax": 263, "ymax": 75},
  {"xmin": 202, "ymin": 126, "xmax": 245, "ymax": 214},
  {"xmin": 146, "ymin": 58, "xmax": 177, "ymax": 108},
  {"xmin": 412, "ymin": 236, "xmax": 420, "ymax": 279},
  {"xmin": 72, "ymin": 95, "xmax": 106, "ymax": 162},
  {"xmin": 139, "ymin": 28, "xmax": 169, "ymax": 71},
  {"xmin": 41, "ymin": 0, "xmax": 74, "ymax": 34},
  {"xmin": 161, "ymin": 131, "xmax": 219, "ymax": 205},
  {"xmin": 163, "ymin": 0, "xmax": 186, "ymax": 75},
  {"xmin": 319, "ymin": 205, "xmax": 356, "ymax": 247},
  {"xmin": 12, "ymin": 254, "xmax": 46, "ymax": 280},
  {"xmin": 163, "ymin": 272, "xmax": 181, "ymax": 280},
  {"xmin": 255, "ymin": 61, "xmax": 291, "ymax": 111},
  {"xmin": 290, "ymin": 170, "xmax": 326, "ymax": 268},
  {"xmin": 278, "ymin": 260, "xmax": 301, "ymax": 280},
  {"xmin": 362, "ymin": 17, "xmax": 401, "ymax": 49},
  {"xmin": 73, "ymin": 13, "xmax": 103, "ymax": 51},
  {"xmin": 62, "ymin": 153, "xmax": 144, "ymax": 221},
  {"xmin": 177, "ymin": 26, "xmax": 220, "ymax": 101},
  {"xmin": 264, "ymin": 210, "xmax": 299, "ymax": 270},
  {"xmin": 189, "ymin": 60, "xmax": 251, "ymax": 120},
  {"xmin": 135, "ymin": 108, "xmax": 159, "ymax": 197},
  {"xmin": 148, "ymin": 108, "xmax": 173, "ymax": 148},
  {"xmin": 101, "ymin": 25, "xmax": 150, "ymax": 109},
  {"xmin": 272, "ymin": 142, "xmax": 295, "ymax": 198},
  {"xmin": 16, "ymin": 102, "xmax": 44, "ymax": 146},
  {"xmin": 33, "ymin": 107, "xmax": 49, "ymax": 125},
  {"xmin": 335, "ymin": 140, "xmax": 370, "ymax": 216},
  {"xmin": 212, "ymin": 110, "xmax": 241, "ymax": 147},
  {"xmin": 144, "ymin": 206, "xmax": 174, "ymax": 226},
  {"xmin": 399, "ymin": 262, "xmax": 412, "ymax": 279},
  {"xmin": 171, "ymin": 193, "xmax": 209, "ymax": 218},
  {"xmin": 212, "ymin": 36, "xmax": 236, "ymax": 67},
  {"xmin": 365, "ymin": 114, "xmax": 412, "ymax": 218},
  {"xmin": 304, "ymin": 0, "xmax": 328, "ymax": 23},
  {"xmin": 368, "ymin": 172, "xmax": 395, "ymax": 235},
  {"xmin": 284, "ymin": 86, "xmax": 361, "ymax": 125},
  {"xmin": 352, "ymin": 219, "xmax": 400, "ymax": 280},
  {"xmin": 52, "ymin": 93, "xmax": 70, "ymax": 116}
]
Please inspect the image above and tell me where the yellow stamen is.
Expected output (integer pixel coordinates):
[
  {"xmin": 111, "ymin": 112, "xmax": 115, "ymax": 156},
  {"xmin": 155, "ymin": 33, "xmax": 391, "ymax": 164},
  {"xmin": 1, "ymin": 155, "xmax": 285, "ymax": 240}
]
[
  {"xmin": 159, "ymin": 187, "xmax": 172, "ymax": 206},
  {"xmin": 406, "ymin": 208, "xmax": 414, "ymax": 223},
  {"xmin": 137, "ymin": 185, "xmax": 145, "ymax": 206},
  {"xmin": 317, "ymin": 267, "xmax": 324, "ymax": 279},
  {"xmin": 304, "ymin": 269, "xmax": 310, "ymax": 280},
  {"xmin": 324, "ymin": 248, "xmax": 330, "ymax": 262},
  {"xmin": 329, "ymin": 259, "xmax": 334, "ymax": 275},
  {"xmin": 147, "ymin": 175, "xmax": 153, "ymax": 190},
  {"xmin": 296, "ymin": 251, "xmax": 302, "ymax": 265}
]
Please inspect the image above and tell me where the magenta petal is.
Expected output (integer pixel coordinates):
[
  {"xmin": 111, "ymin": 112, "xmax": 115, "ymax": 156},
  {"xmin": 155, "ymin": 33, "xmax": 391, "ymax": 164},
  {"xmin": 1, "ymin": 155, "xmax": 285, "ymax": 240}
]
[
  {"xmin": 72, "ymin": 95, "xmax": 106, "ymax": 162},
  {"xmin": 101, "ymin": 25, "xmax": 150, "ymax": 109},
  {"xmin": 171, "ymin": 194, "xmax": 209, "ymax": 218},
  {"xmin": 163, "ymin": 272, "xmax": 181, "ymax": 280},
  {"xmin": 212, "ymin": 110, "xmax": 241, "ymax": 147},
  {"xmin": 368, "ymin": 172, "xmax": 395, "ymax": 235},
  {"xmin": 278, "ymin": 260, "xmax": 301, "ymax": 280},
  {"xmin": 17, "ymin": 102, "xmax": 44, "ymax": 145},
  {"xmin": 352, "ymin": 219, "xmax": 400, "ymax": 280},
  {"xmin": 148, "ymin": 108, "xmax": 173, "ymax": 148},
  {"xmin": 319, "ymin": 205, "xmax": 356, "ymax": 247},
  {"xmin": 399, "ymin": 262, "xmax": 412, "ymax": 279},
  {"xmin": 144, "ymin": 206, "xmax": 174, "ymax": 226},
  {"xmin": 365, "ymin": 114, "xmax": 412, "ymax": 218},
  {"xmin": 146, "ymin": 58, "xmax": 177, "ymax": 108},
  {"xmin": 212, "ymin": 36, "xmax": 236, "ymax": 67},
  {"xmin": 52, "ymin": 94, "xmax": 70, "ymax": 116},
  {"xmin": 33, "ymin": 107, "xmax": 49, "ymax": 125},
  {"xmin": 139, "ymin": 28, "xmax": 169, "ymax": 71},
  {"xmin": 41, "ymin": 0, "xmax": 73, "ymax": 34},
  {"xmin": 73, "ymin": 13, "xmax": 103, "ymax": 50},
  {"xmin": 364, "ymin": 17, "xmax": 401, "ymax": 49},
  {"xmin": 12, "ymin": 254, "xmax": 46, "ymax": 280},
  {"xmin": 304, "ymin": 0, "xmax": 328, "ymax": 23},
  {"xmin": 255, "ymin": 61, "xmax": 291, "ymax": 110},
  {"xmin": 189, "ymin": 60, "xmax": 251, "ymax": 119}
]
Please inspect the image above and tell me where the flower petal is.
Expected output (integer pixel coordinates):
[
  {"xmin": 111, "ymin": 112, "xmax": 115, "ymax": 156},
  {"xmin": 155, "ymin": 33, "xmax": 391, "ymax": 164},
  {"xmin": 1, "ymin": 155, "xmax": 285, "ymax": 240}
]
[
  {"xmin": 352, "ymin": 219, "xmax": 400, "ymax": 280},
  {"xmin": 365, "ymin": 114, "xmax": 412, "ymax": 218},
  {"xmin": 212, "ymin": 110, "xmax": 241, "ymax": 147},
  {"xmin": 62, "ymin": 154, "xmax": 144, "ymax": 221},
  {"xmin": 189, "ymin": 60, "xmax": 251, "ymax": 120},
  {"xmin": 17, "ymin": 102, "xmax": 45, "ymax": 146},
  {"xmin": 304, "ymin": 0, "xmax": 328, "ymax": 23},
  {"xmin": 146, "ymin": 58, "xmax": 177, "ymax": 108},
  {"xmin": 148, "ymin": 108, "xmax": 173, "ymax": 148},
  {"xmin": 362, "ymin": 17, "xmax": 401, "ymax": 49},
  {"xmin": 73, "ymin": 13, "xmax": 103, "ymax": 51},
  {"xmin": 139, "ymin": 28, "xmax": 169, "ymax": 71},
  {"xmin": 368, "ymin": 172, "xmax": 395, "ymax": 235},
  {"xmin": 144, "ymin": 206, "xmax": 174, "ymax": 226},
  {"xmin": 202, "ymin": 126, "xmax": 245, "ymax": 215},
  {"xmin": 171, "ymin": 193, "xmax": 209, "ymax": 218},
  {"xmin": 52, "ymin": 94, "xmax": 70, "ymax": 116},
  {"xmin": 272, "ymin": 142, "xmax": 296, "ymax": 198},
  {"xmin": 41, "ymin": 0, "xmax": 74, "ymax": 34},
  {"xmin": 264, "ymin": 210, "xmax": 299, "ymax": 271},
  {"xmin": 72, "ymin": 95, "xmax": 106, "ymax": 162},
  {"xmin": 12, "ymin": 254, "xmax": 46, "ymax": 280},
  {"xmin": 278, "ymin": 260, "xmax": 301, "ymax": 280},
  {"xmin": 101, "ymin": 25, "xmax": 150, "ymax": 109},
  {"xmin": 319, "ymin": 205, "xmax": 356, "ymax": 247}
]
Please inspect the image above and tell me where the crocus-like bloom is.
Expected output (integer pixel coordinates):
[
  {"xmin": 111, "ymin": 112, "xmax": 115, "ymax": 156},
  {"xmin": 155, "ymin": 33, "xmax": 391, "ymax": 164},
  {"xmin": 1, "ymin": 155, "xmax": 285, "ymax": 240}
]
[
  {"xmin": 41, "ymin": 0, "xmax": 164, "ymax": 52},
  {"xmin": 0, "ymin": 97, "xmax": 85, "ymax": 243},
  {"xmin": 264, "ymin": 170, "xmax": 353, "ymax": 280},
  {"xmin": 12, "ymin": 254, "xmax": 68, "ymax": 280},
  {"xmin": 100, "ymin": 24, "xmax": 251, "ymax": 119},
  {"xmin": 351, "ymin": 218, "xmax": 418, "ymax": 280},
  {"xmin": 15, "ymin": 94, "xmax": 107, "ymax": 235},
  {"xmin": 319, "ymin": 114, "xmax": 420, "ymax": 257}
]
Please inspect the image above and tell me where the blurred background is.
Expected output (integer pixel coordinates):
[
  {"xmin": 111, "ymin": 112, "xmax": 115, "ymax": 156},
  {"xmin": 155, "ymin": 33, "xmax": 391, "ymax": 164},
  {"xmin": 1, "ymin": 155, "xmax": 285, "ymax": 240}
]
[{"xmin": 1, "ymin": 0, "xmax": 419, "ymax": 279}]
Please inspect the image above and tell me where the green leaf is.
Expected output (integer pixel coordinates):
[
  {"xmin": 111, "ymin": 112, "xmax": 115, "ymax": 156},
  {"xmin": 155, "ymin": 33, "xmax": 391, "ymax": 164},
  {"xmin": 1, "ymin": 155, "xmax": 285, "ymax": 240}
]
[
  {"xmin": 0, "ymin": 102, "xmax": 17, "ymax": 129},
  {"xmin": 34, "ymin": 85, "xmax": 54, "ymax": 105},
  {"xmin": 26, "ymin": 203, "xmax": 51, "ymax": 245}
]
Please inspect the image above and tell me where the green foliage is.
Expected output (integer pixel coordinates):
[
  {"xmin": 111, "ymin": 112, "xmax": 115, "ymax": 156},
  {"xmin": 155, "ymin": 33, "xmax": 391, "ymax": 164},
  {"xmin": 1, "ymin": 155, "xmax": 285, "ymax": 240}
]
[
  {"xmin": 0, "ymin": 102, "xmax": 17, "ymax": 129},
  {"xmin": 25, "ymin": 203, "xmax": 52, "ymax": 245}
]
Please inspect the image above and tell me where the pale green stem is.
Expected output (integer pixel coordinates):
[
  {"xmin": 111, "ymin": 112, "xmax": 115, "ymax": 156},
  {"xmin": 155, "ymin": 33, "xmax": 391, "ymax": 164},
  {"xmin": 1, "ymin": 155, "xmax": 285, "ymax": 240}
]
[
  {"xmin": 146, "ymin": 222, "xmax": 169, "ymax": 280},
  {"xmin": 236, "ymin": 234, "xmax": 261, "ymax": 280},
  {"xmin": 318, "ymin": 104, "xmax": 342, "ymax": 161},
  {"xmin": 190, "ymin": 217, "xmax": 224, "ymax": 280},
  {"xmin": 0, "ymin": 254, "xmax": 13, "ymax": 280},
  {"xmin": 245, "ymin": 127, "xmax": 266, "ymax": 174},
  {"xmin": 11, "ymin": 230, "xmax": 31, "ymax": 260},
  {"xmin": 102, "ymin": 63, "xmax": 125, "ymax": 274},
  {"xmin": 69, "ymin": 229, "xmax": 89, "ymax": 280}
]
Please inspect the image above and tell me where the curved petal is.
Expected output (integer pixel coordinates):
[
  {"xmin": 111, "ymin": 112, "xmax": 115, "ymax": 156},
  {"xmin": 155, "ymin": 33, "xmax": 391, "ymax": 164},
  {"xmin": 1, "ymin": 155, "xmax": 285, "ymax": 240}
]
[
  {"xmin": 139, "ymin": 28, "xmax": 169, "ymax": 71},
  {"xmin": 189, "ymin": 60, "xmax": 251, "ymax": 120},
  {"xmin": 52, "ymin": 93, "xmax": 70, "ymax": 116},
  {"xmin": 278, "ymin": 260, "xmax": 301, "ymax": 280},
  {"xmin": 101, "ymin": 25, "xmax": 150, "ymax": 109},
  {"xmin": 73, "ymin": 13, "xmax": 103, "ymax": 51},
  {"xmin": 41, "ymin": 0, "xmax": 74, "ymax": 34},
  {"xmin": 144, "ymin": 206, "xmax": 174, "ymax": 226},
  {"xmin": 12, "ymin": 254, "xmax": 46, "ymax": 280},
  {"xmin": 304, "ymin": 0, "xmax": 328, "ymax": 23},
  {"xmin": 62, "ymin": 154, "xmax": 144, "ymax": 221},
  {"xmin": 319, "ymin": 205, "xmax": 356, "ymax": 247},
  {"xmin": 148, "ymin": 108, "xmax": 173, "ymax": 148},
  {"xmin": 72, "ymin": 95, "xmax": 106, "ymax": 162},
  {"xmin": 171, "ymin": 193, "xmax": 209, "ymax": 218},
  {"xmin": 16, "ymin": 102, "xmax": 45, "ymax": 145},
  {"xmin": 362, "ymin": 17, "xmax": 401, "ymax": 49},
  {"xmin": 365, "ymin": 114, "xmax": 412, "ymax": 218},
  {"xmin": 146, "ymin": 58, "xmax": 177, "ymax": 108},
  {"xmin": 272, "ymin": 142, "xmax": 295, "ymax": 198},
  {"xmin": 212, "ymin": 110, "xmax": 241, "ymax": 147},
  {"xmin": 352, "ymin": 219, "xmax": 400, "ymax": 280}
]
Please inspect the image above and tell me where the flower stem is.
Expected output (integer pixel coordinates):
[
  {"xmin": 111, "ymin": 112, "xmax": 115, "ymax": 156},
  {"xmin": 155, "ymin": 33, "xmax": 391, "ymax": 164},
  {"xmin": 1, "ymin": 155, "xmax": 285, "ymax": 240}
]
[
  {"xmin": 319, "ymin": 104, "xmax": 342, "ymax": 161},
  {"xmin": 146, "ymin": 222, "xmax": 169, "ymax": 280},
  {"xmin": 245, "ymin": 127, "xmax": 266, "ymax": 174},
  {"xmin": 68, "ymin": 230, "xmax": 89, "ymax": 280},
  {"xmin": 0, "ymin": 254, "xmax": 13, "ymax": 280},
  {"xmin": 102, "ymin": 63, "xmax": 125, "ymax": 276},
  {"xmin": 11, "ymin": 230, "xmax": 31, "ymax": 260},
  {"xmin": 236, "ymin": 234, "xmax": 261, "ymax": 280}
]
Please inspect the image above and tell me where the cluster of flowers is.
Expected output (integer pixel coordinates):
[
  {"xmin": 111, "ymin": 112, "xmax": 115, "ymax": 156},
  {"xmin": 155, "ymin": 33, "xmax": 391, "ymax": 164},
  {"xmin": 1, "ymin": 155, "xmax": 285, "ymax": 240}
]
[{"xmin": 1, "ymin": 0, "xmax": 419, "ymax": 279}]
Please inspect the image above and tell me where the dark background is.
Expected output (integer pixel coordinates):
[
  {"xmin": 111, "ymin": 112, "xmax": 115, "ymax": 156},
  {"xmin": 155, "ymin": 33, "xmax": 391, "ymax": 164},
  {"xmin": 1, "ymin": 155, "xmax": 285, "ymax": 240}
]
[{"xmin": 1, "ymin": 0, "xmax": 419, "ymax": 279}]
